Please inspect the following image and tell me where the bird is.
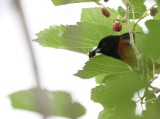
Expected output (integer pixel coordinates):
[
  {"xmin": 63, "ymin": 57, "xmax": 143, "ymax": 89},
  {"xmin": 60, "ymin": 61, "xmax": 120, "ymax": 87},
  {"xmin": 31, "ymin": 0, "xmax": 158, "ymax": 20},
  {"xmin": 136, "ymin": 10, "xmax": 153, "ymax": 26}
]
[{"xmin": 89, "ymin": 32, "xmax": 137, "ymax": 67}]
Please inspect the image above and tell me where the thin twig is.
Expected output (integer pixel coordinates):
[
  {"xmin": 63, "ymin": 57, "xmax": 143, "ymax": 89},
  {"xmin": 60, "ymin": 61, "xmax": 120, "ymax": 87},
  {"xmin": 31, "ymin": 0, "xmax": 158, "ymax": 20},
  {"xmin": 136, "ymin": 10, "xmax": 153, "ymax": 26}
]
[
  {"xmin": 125, "ymin": 0, "xmax": 142, "ymax": 70},
  {"xmin": 13, "ymin": 0, "xmax": 48, "ymax": 118}
]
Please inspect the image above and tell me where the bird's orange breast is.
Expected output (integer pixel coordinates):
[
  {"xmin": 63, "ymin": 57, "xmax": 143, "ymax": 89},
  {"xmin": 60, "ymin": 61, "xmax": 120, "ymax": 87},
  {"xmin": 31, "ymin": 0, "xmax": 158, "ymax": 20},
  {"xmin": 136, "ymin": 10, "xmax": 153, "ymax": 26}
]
[{"xmin": 117, "ymin": 39, "xmax": 136, "ymax": 67}]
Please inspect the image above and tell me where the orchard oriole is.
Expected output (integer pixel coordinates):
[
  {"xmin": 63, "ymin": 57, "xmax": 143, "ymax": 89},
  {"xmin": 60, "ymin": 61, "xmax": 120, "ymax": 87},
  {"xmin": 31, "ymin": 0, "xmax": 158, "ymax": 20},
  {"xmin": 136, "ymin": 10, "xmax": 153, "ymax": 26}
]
[{"xmin": 89, "ymin": 32, "xmax": 137, "ymax": 67}]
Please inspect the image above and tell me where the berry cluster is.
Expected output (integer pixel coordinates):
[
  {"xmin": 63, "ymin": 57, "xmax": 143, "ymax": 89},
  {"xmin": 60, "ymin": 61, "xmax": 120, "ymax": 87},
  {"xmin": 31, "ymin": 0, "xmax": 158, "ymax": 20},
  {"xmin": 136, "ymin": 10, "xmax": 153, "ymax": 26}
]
[{"xmin": 101, "ymin": 1, "xmax": 122, "ymax": 32}]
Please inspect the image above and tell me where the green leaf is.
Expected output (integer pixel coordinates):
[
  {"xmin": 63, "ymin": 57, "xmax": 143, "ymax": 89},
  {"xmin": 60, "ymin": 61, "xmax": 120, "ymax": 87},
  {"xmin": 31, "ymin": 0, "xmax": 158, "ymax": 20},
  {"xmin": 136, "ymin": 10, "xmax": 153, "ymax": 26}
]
[
  {"xmin": 98, "ymin": 101, "xmax": 142, "ymax": 119},
  {"xmin": 143, "ymin": 20, "xmax": 160, "ymax": 60},
  {"xmin": 75, "ymin": 55, "xmax": 132, "ymax": 79},
  {"xmin": 91, "ymin": 71, "xmax": 144, "ymax": 107},
  {"xmin": 34, "ymin": 22, "xmax": 114, "ymax": 54},
  {"xmin": 34, "ymin": 8, "xmax": 143, "ymax": 55},
  {"xmin": 51, "ymin": 0, "xmax": 99, "ymax": 6},
  {"xmin": 135, "ymin": 20, "xmax": 160, "ymax": 61},
  {"xmin": 95, "ymin": 74, "xmax": 107, "ymax": 84},
  {"xmin": 9, "ymin": 88, "xmax": 85, "ymax": 118},
  {"xmin": 119, "ymin": 0, "xmax": 146, "ymax": 19},
  {"xmin": 34, "ymin": 25, "xmax": 66, "ymax": 48},
  {"xmin": 81, "ymin": 7, "xmax": 143, "ymax": 33},
  {"xmin": 62, "ymin": 22, "xmax": 113, "ymax": 54},
  {"xmin": 81, "ymin": 7, "xmax": 121, "ymax": 26}
]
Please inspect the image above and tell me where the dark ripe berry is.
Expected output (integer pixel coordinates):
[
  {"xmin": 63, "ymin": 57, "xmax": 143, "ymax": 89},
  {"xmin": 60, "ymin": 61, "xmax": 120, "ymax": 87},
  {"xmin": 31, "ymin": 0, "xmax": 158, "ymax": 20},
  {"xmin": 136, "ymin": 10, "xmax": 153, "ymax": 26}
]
[
  {"xmin": 101, "ymin": 7, "xmax": 110, "ymax": 17},
  {"xmin": 104, "ymin": 0, "xmax": 109, "ymax": 2},
  {"xmin": 112, "ymin": 22, "xmax": 122, "ymax": 32},
  {"xmin": 150, "ymin": 7, "xmax": 158, "ymax": 16}
]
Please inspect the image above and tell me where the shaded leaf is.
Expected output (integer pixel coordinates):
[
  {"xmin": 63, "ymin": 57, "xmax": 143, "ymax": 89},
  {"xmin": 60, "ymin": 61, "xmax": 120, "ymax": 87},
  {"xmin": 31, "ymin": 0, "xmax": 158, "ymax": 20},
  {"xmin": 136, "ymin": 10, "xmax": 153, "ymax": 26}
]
[
  {"xmin": 95, "ymin": 74, "xmax": 107, "ymax": 84},
  {"xmin": 51, "ymin": 0, "xmax": 99, "ymax": 6},
  {"xmin": 153, "ymin": 10, "xmax": 160, "ymax": 20},
  {"xmin": 75, "ymin": 55, "xmax": 132, "ymax": 79},
  {"xmin": 142, "ymin": 93, "xmax": 160, "ymax": 119},
  {"xmin": 9, "ymin": 88, "xmax": 85, "ymax": 118}
]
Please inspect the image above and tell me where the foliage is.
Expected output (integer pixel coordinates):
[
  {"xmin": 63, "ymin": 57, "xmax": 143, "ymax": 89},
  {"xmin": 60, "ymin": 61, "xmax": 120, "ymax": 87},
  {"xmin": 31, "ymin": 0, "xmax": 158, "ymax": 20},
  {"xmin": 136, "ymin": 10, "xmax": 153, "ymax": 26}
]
[{"xmin": 10, "ymin": 0, "xmax": 160, "ymax": 119}]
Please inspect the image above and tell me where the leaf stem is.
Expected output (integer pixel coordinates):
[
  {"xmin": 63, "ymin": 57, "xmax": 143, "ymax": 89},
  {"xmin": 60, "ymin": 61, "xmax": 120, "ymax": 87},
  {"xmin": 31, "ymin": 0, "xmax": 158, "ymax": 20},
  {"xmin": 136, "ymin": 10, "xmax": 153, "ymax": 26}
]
[
  {"xmin": 143, "ymin": 97, "xmax": 157, "ymax": 104},
  {"xmin": 125, "ymin": 0, "xmax": 142, "ymax": 70}
]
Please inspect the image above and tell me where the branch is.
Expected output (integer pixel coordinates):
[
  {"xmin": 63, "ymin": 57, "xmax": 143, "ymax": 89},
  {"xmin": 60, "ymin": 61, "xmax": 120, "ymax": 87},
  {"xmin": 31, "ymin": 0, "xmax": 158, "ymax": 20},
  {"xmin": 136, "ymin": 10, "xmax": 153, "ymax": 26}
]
[{"xmin": 124, "ymin": 0, "xmax": 142, "ymax": 69}]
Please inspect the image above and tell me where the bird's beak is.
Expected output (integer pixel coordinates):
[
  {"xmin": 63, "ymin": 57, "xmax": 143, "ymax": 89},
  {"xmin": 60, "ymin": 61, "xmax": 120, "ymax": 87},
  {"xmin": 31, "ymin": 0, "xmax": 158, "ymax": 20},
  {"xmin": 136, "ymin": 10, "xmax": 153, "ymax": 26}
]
[{"xmin": 89, "ymin": 48, "xmax": 101, "ymax": 58}]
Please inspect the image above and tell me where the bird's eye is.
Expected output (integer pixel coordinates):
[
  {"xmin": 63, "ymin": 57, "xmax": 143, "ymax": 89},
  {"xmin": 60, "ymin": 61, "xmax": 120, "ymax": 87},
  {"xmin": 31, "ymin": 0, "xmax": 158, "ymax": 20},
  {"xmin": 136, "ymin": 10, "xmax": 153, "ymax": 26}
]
[{"xmin": 101, "ymin": 43, "xmax": 106, "ymax": 48}]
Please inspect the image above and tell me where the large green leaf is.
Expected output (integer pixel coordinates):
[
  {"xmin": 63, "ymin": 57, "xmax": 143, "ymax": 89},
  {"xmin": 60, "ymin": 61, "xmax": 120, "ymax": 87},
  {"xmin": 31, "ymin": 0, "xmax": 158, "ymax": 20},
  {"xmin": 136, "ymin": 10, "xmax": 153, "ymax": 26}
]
[
  {"xmin": 51, "ymin": 0, "xmax": 99, "ymax": 6},
  {"xmin": 91, "ymin": 71, "xmax": 144, "ymax": 108},
  {"xmin": 9, "ymin": 88, "xmax": 85, "ymax": 118},
  {"xmin": 62, "ymin": 22, "xmax": 114, "ymax": 54},
  {"xmin": 34, "ymin": 22, "xmax": 113, "ymax": 54},
  {"xmin": 75, "ymin": 55, "xmax": 132, "ymax": 79}
]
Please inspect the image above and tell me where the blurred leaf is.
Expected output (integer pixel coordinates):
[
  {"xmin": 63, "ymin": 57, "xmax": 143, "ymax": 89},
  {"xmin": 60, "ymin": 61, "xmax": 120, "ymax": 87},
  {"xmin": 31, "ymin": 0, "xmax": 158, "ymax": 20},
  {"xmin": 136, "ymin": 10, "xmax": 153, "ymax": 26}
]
[
  {"xmin": 51, "ymin": 0, "xmax": 99, "ymax": 6},
  {"xmin": 9, "ymin": 88, "xmax": 85, "ymax": 118},
  {"xmin": 91, "ymin": 71, "xmax": 144, "ymax": 107},
  {"xmin": 119, "ymin": 0, "xmax": 146, "ymax": 19},
  {"xmin": 75, "ymin": 55, "xmax": 132, "ymax": 79}
]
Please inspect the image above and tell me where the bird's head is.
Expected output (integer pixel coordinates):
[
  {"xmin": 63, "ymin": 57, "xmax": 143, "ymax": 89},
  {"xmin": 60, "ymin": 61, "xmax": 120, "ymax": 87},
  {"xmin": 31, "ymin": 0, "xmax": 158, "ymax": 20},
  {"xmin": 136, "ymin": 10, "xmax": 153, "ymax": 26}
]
[{"xmin": 89, "ymin": 35, "xmax": 119, "ymax": 58}]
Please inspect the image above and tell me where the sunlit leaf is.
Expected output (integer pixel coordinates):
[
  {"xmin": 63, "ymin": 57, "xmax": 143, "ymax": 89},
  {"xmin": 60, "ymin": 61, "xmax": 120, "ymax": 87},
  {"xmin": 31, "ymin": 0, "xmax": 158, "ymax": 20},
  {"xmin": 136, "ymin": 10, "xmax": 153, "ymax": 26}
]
[
  {"xmin": 51, "ymin": 0, "xmax": 99, "ymax": 6},
  {"xmin": 34, "ymin": 25, "xmax": 66, "ymax": 48},
  {"xmin": 34, "ymin": 22, "xmax": 113, "ymax": 54},
  {"xmin": 75, "ymin": 55, "xmax": 132, "ymax": 79},
  {"xmin": 9, "ymin": 88, "xmax": 85, "ymax": 118}
]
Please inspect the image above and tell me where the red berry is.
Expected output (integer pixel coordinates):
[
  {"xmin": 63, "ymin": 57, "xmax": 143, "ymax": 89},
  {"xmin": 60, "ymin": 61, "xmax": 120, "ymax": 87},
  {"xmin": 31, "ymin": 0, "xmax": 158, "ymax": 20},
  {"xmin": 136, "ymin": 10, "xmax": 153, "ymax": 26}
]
[
  {"xmin": 104, "ymin": 0, "xmax": 109, "ymax": 2},
  {"xmin": 112, "ymin": 22, "xmax": 122, "ymax": 32},
  {"xmin": 101, "ymin": 7, "xmax": 110, "ymax": 17}
]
